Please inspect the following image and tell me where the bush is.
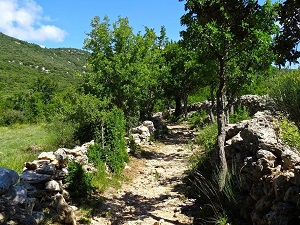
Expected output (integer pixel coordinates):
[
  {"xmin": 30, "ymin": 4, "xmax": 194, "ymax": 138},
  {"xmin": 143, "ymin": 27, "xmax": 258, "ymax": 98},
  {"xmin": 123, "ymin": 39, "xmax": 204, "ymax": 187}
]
[
  {"xmin": 229, "ymin": 104, "xmax": 250, "ymax": 124},
  {"xmin": 48, "ymin": 120, "xmax": 78, "ymax": 148},
  {"xmin": 87, "ymin": 107, "xmax": 129, "ymax": 174},
  {"xmin": 270, "ymin": 70, "xmax": 300, "ymax": 128},
  {"xmin": 100, "ymin": 107, "xmax": 129, "ymax": 173},
  {"xmin": 196, "ymin": 123, "xmax": 218, "ymax": 152},
  {"xmin": 66, "ymin": 161, "xmax": 93, "ymax": 198},
  {"xmin": 279, "ymin": 116, "xmax": 300, "ymax": 151},
  {"xmin": 188, "ymin": 110, "xmax": 209, "ymax": 129},
  {"xmin": 0, "ymin": 109, "xmax": 25, "ymax": 125}
]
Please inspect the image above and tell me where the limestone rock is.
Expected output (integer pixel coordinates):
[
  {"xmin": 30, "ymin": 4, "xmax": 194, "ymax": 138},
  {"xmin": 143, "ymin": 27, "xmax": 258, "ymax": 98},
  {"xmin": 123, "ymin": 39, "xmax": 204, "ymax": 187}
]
[
  {"xmin": 52, "ymin": 193, "xmax": 76, "ymax": 225},
  {"xmin": 0, "ymin": 168, "xmax": 19, "ymax": 194},
  {"xmin": 38, "ymin": 152, "xmax": 56, "ymax": 161},
  {"xmin": 45, "ymin": 180, "xmax": 61, "ymax": 192},
  {"xmin": 36, "ymin": 163, "xmax": 56, "ymax": 175},
  {"xmin": 20, "ymin": 170, "xmax": 52, "ymax": 184}
]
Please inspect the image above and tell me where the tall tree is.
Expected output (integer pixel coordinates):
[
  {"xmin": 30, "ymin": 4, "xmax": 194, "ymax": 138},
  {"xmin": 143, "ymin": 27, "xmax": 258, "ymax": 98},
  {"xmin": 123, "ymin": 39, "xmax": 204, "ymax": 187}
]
[
  {"xmin": 162, "ymin": 41, "xmax": 202, "ymax": 118},
  {"xmin": 180, "ymin": 0, "xmax": 278, "ymax": 190},
  {"xmin": 274, "ymin": 0, "xmax": 300, "ymax": 66},
  {"xmin": 83, "ymin": 16, "xmax": 167, "ymax": 122}
]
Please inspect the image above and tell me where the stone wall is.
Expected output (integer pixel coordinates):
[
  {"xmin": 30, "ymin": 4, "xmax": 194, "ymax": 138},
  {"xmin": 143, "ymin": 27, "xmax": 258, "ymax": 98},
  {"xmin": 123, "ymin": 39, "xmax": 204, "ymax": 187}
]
[
  {"xmin": 225, "ymin": 111, "xmax": 300, "ymax": 225},
  {"xmin": 0, "ymin": 140, "xmax": 94, "ymax": 225},
  {"xmin": 187, "ymin": 94, "xmax": 276, "ymax": 116}
]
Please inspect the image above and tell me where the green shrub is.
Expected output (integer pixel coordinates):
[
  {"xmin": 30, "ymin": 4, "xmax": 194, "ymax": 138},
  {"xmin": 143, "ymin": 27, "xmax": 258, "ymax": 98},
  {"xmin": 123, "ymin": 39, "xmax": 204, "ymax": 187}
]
[
  {"xmin": 100, "ymin": 107, "xmax": 129, "ymax": 173},
  {"xmin": 196, "ymin": 123, "xmax": 218, "ymax": 152},
  {"xmin": 66, "ymin": 161, "xmax": 93, "ymax": 198},
  {"xmin": 48, "ymin": 120, "xmax": 78, "ymax": 148},
  {"xmin": 0, "ymin": 109, "xmax": 25, "ymax": 125},
  {"xmin": 270, "ymin": 70, "xmax": 300, "ymax": 128},
  {"xmin": 87, "ymin": 107, "xmax": 129, "ymax": 174},
  {"xmin": 188, "ymin": 110, "xmax": 209, "ymax": 129},
  {"xmin": 127, "ymin": 135, "xmax": 141, "ymax": 156},
  {"xmin": 229, "ymin": 105, "xmax": 250, "ymax": 124},
  {"xmin": 279, "ymin": 116, "xmax": 300, "ymax": 151}
]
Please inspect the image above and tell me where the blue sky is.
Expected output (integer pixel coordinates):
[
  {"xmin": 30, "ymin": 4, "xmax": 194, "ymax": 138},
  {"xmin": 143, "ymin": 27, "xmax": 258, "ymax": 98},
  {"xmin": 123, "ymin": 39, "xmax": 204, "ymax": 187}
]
[{"xmin": 0, "ymin": 0, "xmax": 185, "ymax": 49}]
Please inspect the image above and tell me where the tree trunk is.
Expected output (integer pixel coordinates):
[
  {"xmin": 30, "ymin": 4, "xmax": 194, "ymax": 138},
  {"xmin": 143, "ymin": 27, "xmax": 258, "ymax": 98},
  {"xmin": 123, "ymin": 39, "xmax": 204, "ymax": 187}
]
[
  {"xmin": 209, "ymin": 86, "xmax": 215, "ymax": 123},
  {"xmin": 183, "ymin": 94, "xmax": 188, "ymax": 118},
  {"xmin": 215, "ymin": 59, "xmax": 228, "ymax": 192},
  {"xmin": 174, "ymin": 95, "xmax": 182, "ymax": 118}
]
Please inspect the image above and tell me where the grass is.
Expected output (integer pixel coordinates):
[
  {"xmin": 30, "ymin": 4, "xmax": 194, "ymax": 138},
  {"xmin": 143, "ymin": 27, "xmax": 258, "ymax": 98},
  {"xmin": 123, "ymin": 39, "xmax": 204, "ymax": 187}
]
[{"xmin": 0, "ymin": 123, "xmax": 56, "ymax": 173}]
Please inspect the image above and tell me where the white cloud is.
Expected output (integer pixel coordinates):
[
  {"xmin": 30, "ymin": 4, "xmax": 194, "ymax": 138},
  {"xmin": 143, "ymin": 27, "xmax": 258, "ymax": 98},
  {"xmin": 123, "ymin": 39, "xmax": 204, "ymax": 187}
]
[{"xmin": 0, "ymin": 0, "xmax": 67, "ymax": 42}]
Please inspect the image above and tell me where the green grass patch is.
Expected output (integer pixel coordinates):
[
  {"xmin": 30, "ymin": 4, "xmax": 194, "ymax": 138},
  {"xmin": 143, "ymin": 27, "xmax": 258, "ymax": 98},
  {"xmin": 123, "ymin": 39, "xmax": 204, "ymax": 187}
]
[{"xmin": 0, "ymin": 123, "xmax": 56, "ymax": 173}]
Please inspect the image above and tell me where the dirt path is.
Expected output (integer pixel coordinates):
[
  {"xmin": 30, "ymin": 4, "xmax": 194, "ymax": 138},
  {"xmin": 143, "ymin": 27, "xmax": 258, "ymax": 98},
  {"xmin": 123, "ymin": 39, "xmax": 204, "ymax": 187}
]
[{"xmin": 91, "ymin": 124, "xmax": 196, "ymax": 225}]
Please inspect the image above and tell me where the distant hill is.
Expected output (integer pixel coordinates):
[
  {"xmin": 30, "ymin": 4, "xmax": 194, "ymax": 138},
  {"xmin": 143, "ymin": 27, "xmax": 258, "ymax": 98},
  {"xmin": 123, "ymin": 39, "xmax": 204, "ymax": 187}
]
[{"xmin": 0, "ymin": 32, "xmax": 89, "ymax": 97}]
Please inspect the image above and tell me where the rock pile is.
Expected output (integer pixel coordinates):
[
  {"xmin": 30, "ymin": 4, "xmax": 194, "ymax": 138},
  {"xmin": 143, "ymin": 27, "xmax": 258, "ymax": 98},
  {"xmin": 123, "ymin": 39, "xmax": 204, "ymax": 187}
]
[
  {"xmin": 131, "ymin": 120, "xmax": 155, "ymax": 144},
  {"xmin": 0, "ymin": 140, "xmax": 95, "ymax": 225},
  {"xmin": 225, "ymin": 111, "xmax": 300, "ymax": 225},
  {"xmin": 234, "ymin": 94, "xmax": 275, "ymax": 116},
  {"xmin": 187, "ymin": 94, "xmax": 275, "ymax": 117}
]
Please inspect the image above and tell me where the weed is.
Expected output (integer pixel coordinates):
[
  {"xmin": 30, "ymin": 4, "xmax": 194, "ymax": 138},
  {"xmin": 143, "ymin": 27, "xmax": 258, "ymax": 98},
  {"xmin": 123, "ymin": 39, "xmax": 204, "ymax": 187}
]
[
  {"xmin": 278, "ymin": 116, "xmax": 300, "ymax": 151},
  {"xmin": 154, "ymin": 170, "xmax": 160, "ymax": 181}
]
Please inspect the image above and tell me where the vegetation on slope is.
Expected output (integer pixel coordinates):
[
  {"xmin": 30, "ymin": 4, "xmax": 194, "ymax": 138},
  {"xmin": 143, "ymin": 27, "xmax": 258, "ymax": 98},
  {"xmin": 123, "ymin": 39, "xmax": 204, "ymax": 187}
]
[{"xmin": 0, "ymin": 32, "xmax": 88, "ymax": 97}]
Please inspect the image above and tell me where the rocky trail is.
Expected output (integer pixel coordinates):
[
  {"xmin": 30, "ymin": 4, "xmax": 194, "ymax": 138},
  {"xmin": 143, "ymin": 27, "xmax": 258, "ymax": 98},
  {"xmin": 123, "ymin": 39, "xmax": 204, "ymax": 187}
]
[{"xmin": 91, "ymin": 123, "xmax": 196, "ymax": 225}]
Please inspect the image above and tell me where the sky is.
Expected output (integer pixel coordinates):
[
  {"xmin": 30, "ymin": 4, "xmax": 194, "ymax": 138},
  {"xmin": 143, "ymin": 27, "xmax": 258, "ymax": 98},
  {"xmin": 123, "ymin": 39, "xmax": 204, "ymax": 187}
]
[{"xmin": 0, "ymin": 0, "xmax": 186, "ymax": 49}]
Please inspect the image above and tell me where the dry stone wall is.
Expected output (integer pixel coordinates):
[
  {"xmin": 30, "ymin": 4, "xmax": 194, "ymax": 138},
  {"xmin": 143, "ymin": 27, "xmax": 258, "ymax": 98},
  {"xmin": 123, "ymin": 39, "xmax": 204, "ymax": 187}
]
[
  {"xmin": 0, "ymin": 140, "xmax": 94, "ymax": 225},
  {"xmin": 225, "ymin": 111, "xmax": 300, "ymax": 225}
]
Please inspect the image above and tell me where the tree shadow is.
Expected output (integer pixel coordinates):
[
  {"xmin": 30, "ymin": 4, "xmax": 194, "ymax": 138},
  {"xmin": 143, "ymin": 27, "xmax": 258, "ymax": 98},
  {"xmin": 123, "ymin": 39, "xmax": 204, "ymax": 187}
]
[
  {"xmin": 77, "ymin": 123, "xmax": 199, "ymax": 224},
  {"xmin": 92, "ymin": 191, "xmax": 190, "ymax": 225}
]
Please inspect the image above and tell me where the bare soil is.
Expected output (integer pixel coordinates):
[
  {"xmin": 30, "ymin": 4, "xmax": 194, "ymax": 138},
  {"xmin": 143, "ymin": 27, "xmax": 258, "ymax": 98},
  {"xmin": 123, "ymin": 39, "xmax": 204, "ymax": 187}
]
[{"xmin": 89, "ymin": 123, "xmax": 197, "ymax": 225}]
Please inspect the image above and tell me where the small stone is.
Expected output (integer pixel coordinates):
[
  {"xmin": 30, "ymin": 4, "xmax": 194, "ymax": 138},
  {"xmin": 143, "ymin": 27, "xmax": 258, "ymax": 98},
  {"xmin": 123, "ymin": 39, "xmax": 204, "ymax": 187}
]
[
  {"xmin": 45, "ymin": 180, "xmax": 61, "ymax": 192},
  {"xmin": 38, "ymin": 152, "xmax": 56, "ymax": 161}
]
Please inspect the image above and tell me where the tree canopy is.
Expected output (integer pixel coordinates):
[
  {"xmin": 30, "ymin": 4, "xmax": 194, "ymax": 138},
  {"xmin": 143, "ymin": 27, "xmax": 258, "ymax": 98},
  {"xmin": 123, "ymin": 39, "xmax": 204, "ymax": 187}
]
[
  {"xmin": 180, "ymin": 0, "xmax": 278, "ymax": 190},
  {"xmin": 275, "ymin": 0, "xmax": 300, "ymax": 66},
  {"xmin": 83, "ymin": 16, "xmax": 167, "ymax": 122}
]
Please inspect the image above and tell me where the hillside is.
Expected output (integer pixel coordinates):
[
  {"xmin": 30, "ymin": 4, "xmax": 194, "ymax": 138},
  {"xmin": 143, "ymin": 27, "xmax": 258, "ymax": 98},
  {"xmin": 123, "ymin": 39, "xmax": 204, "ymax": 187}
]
[{"xmin": 0, "ymin": 32, "xmax": 89, "ymax": 97}]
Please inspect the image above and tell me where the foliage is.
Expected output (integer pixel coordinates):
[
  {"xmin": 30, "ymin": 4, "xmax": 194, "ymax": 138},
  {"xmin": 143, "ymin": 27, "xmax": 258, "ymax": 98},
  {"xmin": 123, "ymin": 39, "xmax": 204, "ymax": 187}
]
[
  {"xmin": 188, "ymin": 87, "xmax": 211, "ymax": 104},
  {"xmin": 196, "ymin": 123, "xmax": 218, "ymax": 153},
  {"xmin": 99, "ymin": 107, "xmax": 129, "ymax": 173},
  {"xmin": 180, "ymin": 0, "xmax": 278, "ymax": 190},
  {"xmin": 274, "ymin": 0, "xmax": 300, "ymax": 66},
  {"xmin": 279, "ymin": 116, "xmax": 300, "ymax": 151},
  {"xmin": 83, "ymin": 16, "xmax": 167, "ymax": 121},
  {"xmin": 188, "ymin": 110, "xmax": 209, "ymax": 129},
  {"xmin": 86, "ymin": 107, "xmax": 128, "ymax": 174},
  {"xmin": 0, "ymin": 32, "xmax": 88, "ymax": 99},
  {"xmin": 66, "ymin": 161, "xmax": 93, "ymax": 198},
  {"xmin": 229, "ymin": 105, "xmax": 250, "ymax": 124},
  {"xmin": 270, "ymin": 69, "xmax": 300, "ymax": 128},
  {"xmin": 51, "ymin": 90, "xmax": 108, "ymax": 144},
  {"xmin": 48, "ymin": 120, "xmax": 78, "ymax": 148},
  {"xmin": 162, "ymin": 41, "xmax": 202, "ymax": 117},
  {"xmin": 127, "ymin": 135, "xmax": 142, "ymax": 156}
]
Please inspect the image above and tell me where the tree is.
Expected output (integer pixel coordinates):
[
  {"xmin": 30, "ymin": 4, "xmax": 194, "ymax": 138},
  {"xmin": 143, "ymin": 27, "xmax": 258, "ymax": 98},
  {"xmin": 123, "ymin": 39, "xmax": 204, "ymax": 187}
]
[
  {"xmin": 274, "ymin": 0, "xmax": 300, "ymax": 66},
  {"xmin": 180, "ymin": 0, "xmax": 278, "ymax": 190},
  {"xmin": 162, "ymin": 41, "xmax": 202, "ymax": 118},
  {"xmin": 83, "ymin": 16, "xmax": 167, "ymax": 123}
]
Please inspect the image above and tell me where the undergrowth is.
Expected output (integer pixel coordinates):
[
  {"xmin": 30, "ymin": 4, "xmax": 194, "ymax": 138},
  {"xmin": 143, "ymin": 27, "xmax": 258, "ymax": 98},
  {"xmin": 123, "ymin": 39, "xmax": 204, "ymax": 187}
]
[{"xmin": 278, "ymin": 116, "xmax": 300, "ymax": 151}]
